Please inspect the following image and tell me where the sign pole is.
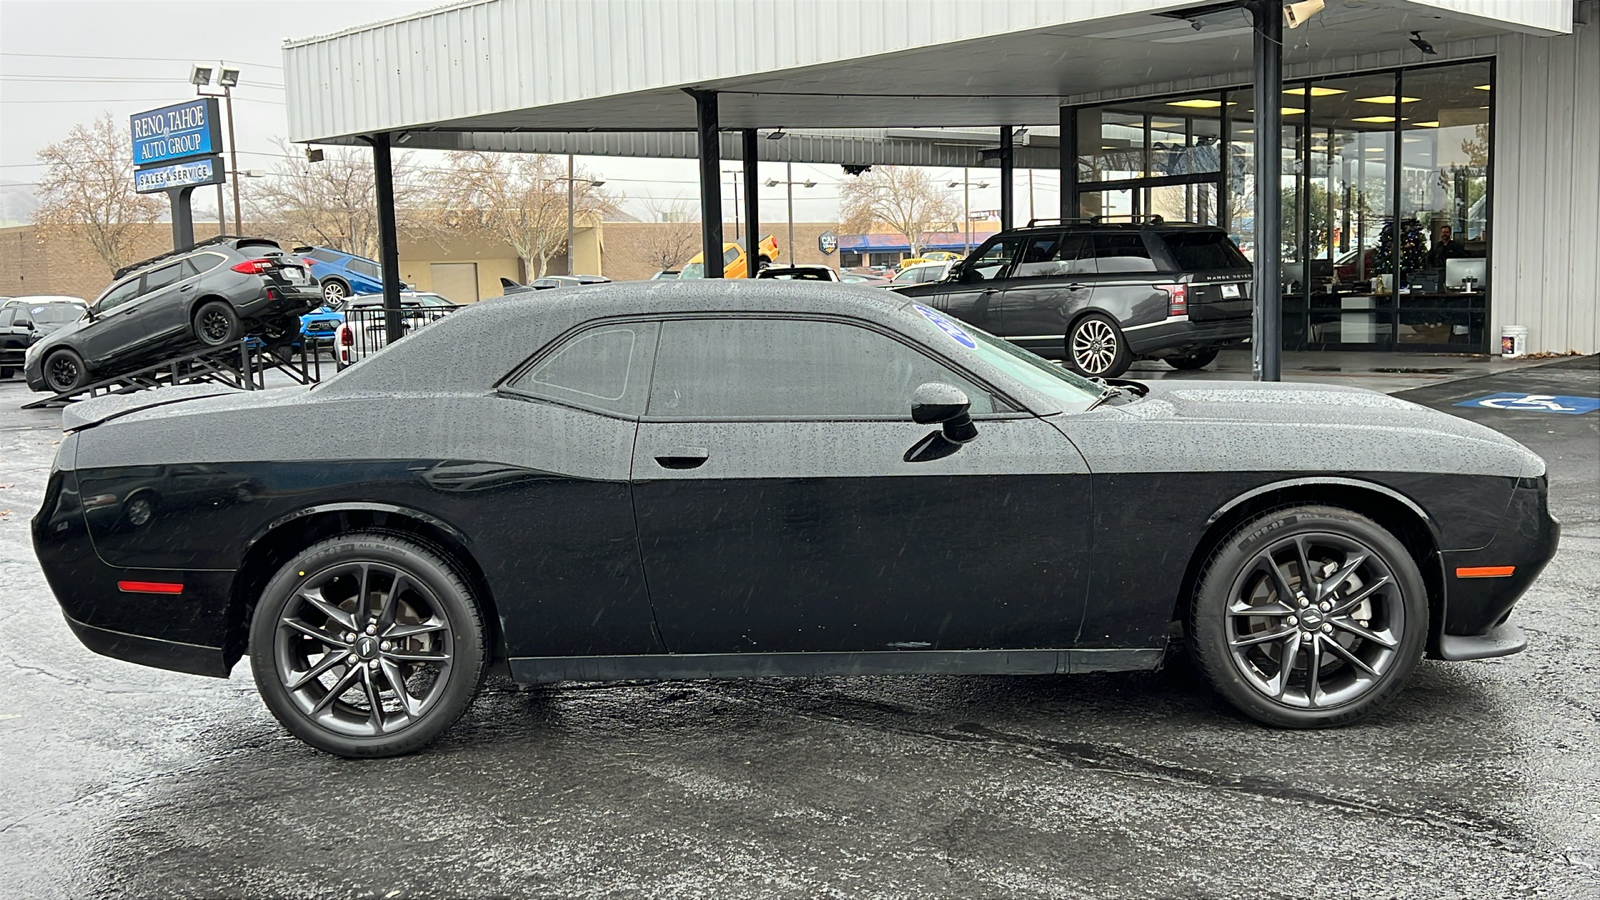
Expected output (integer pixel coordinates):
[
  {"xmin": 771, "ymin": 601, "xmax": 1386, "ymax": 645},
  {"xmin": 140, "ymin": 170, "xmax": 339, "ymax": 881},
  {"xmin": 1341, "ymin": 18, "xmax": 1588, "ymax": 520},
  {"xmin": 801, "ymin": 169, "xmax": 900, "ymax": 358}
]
[{"xmin": 167, "ymin": 185, "xmax": 196, "ymax": 251}]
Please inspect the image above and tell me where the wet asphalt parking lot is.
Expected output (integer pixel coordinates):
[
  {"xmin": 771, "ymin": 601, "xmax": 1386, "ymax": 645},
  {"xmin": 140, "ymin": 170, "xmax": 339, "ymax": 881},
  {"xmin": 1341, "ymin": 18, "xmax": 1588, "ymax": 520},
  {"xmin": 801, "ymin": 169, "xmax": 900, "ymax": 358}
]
[{"xmin": 0, "ymin": 356, "xmax": 1596, "ymax": 900}]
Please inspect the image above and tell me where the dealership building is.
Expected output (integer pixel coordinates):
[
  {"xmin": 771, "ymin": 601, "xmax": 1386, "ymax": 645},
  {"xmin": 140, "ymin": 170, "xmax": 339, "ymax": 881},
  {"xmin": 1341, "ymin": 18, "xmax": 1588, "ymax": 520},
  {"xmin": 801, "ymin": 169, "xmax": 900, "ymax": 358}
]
[{"xmin": 283, "ymin": 0, "xmax": 1598, "ymax": 357}]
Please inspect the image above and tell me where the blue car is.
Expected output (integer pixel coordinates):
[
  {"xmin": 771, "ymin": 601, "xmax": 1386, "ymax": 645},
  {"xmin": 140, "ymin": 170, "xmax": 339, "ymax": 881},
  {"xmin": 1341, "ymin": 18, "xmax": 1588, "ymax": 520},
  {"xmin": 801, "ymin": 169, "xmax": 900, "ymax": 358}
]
[{"xmin": 293, "ymin": 246, "xmax": 392, "ymax": 306}]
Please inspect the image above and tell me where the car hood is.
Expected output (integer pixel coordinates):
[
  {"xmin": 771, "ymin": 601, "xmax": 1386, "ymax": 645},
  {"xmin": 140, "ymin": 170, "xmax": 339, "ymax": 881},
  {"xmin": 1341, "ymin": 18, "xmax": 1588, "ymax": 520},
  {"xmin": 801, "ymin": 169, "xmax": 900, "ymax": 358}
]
[{"xmin": 1064, "ymin": 379, "xmax": 1545, "ymax": 479}]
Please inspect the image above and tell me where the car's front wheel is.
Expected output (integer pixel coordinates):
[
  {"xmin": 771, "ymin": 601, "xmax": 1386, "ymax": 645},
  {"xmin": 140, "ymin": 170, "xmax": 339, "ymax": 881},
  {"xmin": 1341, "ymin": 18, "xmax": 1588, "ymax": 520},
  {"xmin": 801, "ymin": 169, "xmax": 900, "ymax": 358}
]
[
  {"xmin": 1188, "ymin": 505, "xmax": 1427, "ymax": 728},
  {"xmin": 1065, "ymin": 313, "xmax": 1132, "ymax": 378},
  {"xmin": 249, "ymin": 532, "xmax": 488, "ymax": 757},
  {"xmin": 43, "ymin": 348, "xmax": 87, "ymax": 393},
  {"xmin": 193, "ymin": 300, "xmax": 241, "ymax": 347},
  {"xmin": 1165, "ymin": 348, "xmax": 1220, "ymax": 370}
]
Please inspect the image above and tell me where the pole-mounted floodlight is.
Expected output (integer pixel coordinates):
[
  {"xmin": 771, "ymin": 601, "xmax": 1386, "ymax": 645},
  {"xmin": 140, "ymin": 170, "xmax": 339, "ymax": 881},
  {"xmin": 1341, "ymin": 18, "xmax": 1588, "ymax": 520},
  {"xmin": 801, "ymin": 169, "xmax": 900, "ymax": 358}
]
[
  {"xmin": 1283, "ymin": 0, "xmax": 1324, "ymax": 29},
  {"xmin": 190, "ymin": 64, "xmax": 214, "ymax": 86},
  {"xmin": 217, "ymin": 66, "xmax": 241, "ymax": 88}
]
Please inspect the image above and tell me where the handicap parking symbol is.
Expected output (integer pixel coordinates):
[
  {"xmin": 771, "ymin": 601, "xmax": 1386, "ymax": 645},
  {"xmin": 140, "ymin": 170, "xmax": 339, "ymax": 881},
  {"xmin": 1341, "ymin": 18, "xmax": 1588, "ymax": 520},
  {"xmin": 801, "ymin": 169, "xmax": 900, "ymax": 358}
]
[{"xmin": 1455, "ymin": 392, "xmax": 1600, "ymax": 414}]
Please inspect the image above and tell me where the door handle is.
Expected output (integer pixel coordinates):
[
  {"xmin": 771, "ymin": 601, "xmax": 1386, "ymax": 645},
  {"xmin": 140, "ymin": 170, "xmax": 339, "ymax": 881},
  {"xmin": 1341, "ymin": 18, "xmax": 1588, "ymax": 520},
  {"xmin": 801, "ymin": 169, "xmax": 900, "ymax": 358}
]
[
  {"xmin": 180, "ymin": 284, "xmax": 194, "ymax": 292},
  {"xmin": 1066, "ymin": 283, "xmax": 1088, "ymax": 290},
  {"xmin": 654, "ymin": 447, "xmax": 709, "ymax": 470}
]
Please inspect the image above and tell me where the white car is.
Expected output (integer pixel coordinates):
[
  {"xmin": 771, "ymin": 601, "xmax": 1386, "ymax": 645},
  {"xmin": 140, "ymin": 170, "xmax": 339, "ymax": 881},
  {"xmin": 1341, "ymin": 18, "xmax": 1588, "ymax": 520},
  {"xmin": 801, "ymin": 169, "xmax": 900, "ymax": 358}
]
[
  {"xmin": 891, "ymin": 261, "xmax": 955, "ymax": 286},
  {"xmin": 756, "ymin": 265, "xmax": 841, "ymax": 282}
]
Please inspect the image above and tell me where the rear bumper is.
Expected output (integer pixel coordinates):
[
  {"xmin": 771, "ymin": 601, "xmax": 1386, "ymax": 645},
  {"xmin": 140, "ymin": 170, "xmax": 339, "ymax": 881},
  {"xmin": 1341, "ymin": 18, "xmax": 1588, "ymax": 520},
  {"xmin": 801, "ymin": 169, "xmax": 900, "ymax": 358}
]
[
  {"xmin": 1125, "ymin": 315, "xmax": 1251, "ymax": 356},
  {"xmin": 63, "ymin": 613, "xmax": 232, "ymax": 678}
]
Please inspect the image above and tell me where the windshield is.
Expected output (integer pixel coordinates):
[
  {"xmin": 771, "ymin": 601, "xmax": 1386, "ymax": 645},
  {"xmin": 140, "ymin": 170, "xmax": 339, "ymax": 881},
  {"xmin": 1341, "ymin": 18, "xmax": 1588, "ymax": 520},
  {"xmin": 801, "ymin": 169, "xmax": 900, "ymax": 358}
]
[
  {"xmin": 909, "ymin": 305, "xmax": 1104, "ymax": 410},
  {"xmin": 679, "ymin": 262, "xmax": 705, "ymax": 279}
]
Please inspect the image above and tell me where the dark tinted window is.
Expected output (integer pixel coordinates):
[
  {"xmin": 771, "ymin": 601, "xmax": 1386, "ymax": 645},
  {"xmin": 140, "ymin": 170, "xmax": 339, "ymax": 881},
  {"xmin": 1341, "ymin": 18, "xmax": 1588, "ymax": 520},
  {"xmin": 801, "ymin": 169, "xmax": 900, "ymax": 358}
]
[
  {"xmin": 187, "ymin": 252, "xmax": 226, "ymax": 275},
  {"xmin": 648, "ymin": 318, "xmax": 994, "ymax": 418},
  {"xmin": 97, "ymin": 279, "xmax": 141, "ymax": 313},
  {"xmin": 1012, "ymin": 231, "xmax": 1092, "ymax": 279},
  {"xmin": 1160, "ymin": 231, "xmax": 1251, "ymax": 271},
  {"xmin": 347, "ymin": 258, "xmax": 381, "ymax": 279},
  {"xmin": 965, "ymin": 237, "xmax": 1023, "ymax": 281},
  {"xmin": 509, "ymin": 322, "xmax": 658, "ymax": 417},
  {"xmin": 1089, "ymin": 233, "xmax": 1157, "ymax": 274},
  {"xmin": 142, "ymin": 263, "xmax": 185, "ymax": 293},
  {"xmin": 723, "ymin": 247, "xmax": 742, "ymax": 265},
  {"xmin": 305, "ymin": 249, "xmax": 341, "ymax": 263}
]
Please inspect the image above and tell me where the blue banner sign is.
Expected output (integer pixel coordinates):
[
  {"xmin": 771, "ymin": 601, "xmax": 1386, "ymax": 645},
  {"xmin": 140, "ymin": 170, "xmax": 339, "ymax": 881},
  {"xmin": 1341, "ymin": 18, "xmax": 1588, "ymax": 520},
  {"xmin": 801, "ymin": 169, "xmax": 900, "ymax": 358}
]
[
  {"xmin": 134, "ymin": 155, "xmax": 225, "ymax": 194},
  {"xmin": 130, "ymin": 99, "xmax": 221, "ymax": 167},
  {"xmin": 1455, "ymin": 393, "xmax": 1600, "ymax": 415}
]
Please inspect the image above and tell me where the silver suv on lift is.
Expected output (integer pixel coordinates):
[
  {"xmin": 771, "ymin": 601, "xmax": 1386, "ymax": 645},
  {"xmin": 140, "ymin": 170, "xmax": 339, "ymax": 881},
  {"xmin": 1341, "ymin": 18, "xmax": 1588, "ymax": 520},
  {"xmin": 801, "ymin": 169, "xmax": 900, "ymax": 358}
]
[{"xmin": 893, "ymin": 216, "xmax": 1254, "ymax": 378}]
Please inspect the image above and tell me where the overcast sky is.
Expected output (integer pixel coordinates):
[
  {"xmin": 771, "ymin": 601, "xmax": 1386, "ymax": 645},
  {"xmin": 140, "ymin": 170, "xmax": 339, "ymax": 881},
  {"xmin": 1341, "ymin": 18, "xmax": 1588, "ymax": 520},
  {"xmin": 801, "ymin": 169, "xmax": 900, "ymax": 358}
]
[{"xmin": 1, "ymin": 0, "xmax": 1034, "ymax": 227}]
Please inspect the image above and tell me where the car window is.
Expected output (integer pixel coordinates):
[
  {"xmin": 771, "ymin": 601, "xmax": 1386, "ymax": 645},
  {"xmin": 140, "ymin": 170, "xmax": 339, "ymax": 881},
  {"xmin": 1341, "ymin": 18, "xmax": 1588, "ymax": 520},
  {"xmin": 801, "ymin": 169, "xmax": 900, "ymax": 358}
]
[
  {"xmin": 1160, "ymin": 231, "xmax": 1251, "ymax": 271},
  {"xmin": 142, "ymin": 263, "xmax": 185, "ymax": 293},
  {"xmin": 0, "ymin": 309, "xmax": 13, "ymax": 327},
  {"xmin": 508, "ymin": 322, "xmax": 659, "ymax": 417},
  {"xmin": 305, "ymin": 249, "xmax": 340, "ymax": 263},
  {"xmin": 347, "ymin": 258, "xmax": 381, "ymax": 279},
  {"xmin": 1011, "ymin": 231, "xmax": 1093, "ymax": 279},
  {"xmin": 35, "ymin": 305, "xmax": 82, "ymax": 324},
  {"xmin": 96, "ymin": 279, "xmax": 141, "ymax": 313},
  {"xmin": 648, "ymin": 318, "xmax": 995, "ymax": 419},
  {"xmin": 723, "ymin": 247, "xmax": 742, "ymax": 266},
  {"xmin": 1090, "ymin": 233, "xmax": 1157, "ymax": 274},
  {"xmin": 965, "ymin": 237, "xmax": 1023, "ymax": 281},
  {"xmin": 186, "ymin": 253, "xmax": 226, "ymax": 276}
]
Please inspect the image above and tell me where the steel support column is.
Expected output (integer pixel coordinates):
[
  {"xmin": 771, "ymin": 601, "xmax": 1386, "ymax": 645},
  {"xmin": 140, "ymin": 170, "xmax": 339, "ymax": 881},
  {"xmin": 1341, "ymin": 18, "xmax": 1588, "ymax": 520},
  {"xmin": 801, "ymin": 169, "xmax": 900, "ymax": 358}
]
[
  {"xmin": 742, "ymin": 129, "xmax": 760, "ymax": 277},
  {"xmin": 371, "ymin": 132, "xmax": 404, "ymax": 344},
  {"xmin": 688, "ymin": 90, "xmax": 725, "ymax": 278},
  {"xmin": 1251, "ymin": 0, "xmax": 1283, "ymax": 382},
  {"xmin": 999, "ymin": 126, "xmax": 1015, "ymax": 231},
  {"xmin": 1059, "ymin": 106, "xmax": 1078, "ymax": 221}
]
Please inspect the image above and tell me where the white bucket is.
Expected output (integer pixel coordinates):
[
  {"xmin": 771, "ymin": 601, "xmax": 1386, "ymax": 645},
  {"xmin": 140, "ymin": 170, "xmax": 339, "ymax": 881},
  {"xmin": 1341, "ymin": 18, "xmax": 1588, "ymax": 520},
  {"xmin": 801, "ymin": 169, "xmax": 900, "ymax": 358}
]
[{"xmin": 1500, "ymin": 325, "xmax": 1528, "ymax": 359}]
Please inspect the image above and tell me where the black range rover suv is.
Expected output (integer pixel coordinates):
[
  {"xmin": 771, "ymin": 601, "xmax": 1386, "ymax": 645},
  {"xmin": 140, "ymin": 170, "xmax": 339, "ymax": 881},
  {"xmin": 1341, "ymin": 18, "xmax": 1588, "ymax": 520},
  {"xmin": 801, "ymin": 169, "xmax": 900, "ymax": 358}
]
[
  {"xmin": 24, "ymin": 236, "xmax": 320, "ymax": 394},
  {"xmin": 894, "ymin": 217, "xmax": 1253, "ymax": 378}
]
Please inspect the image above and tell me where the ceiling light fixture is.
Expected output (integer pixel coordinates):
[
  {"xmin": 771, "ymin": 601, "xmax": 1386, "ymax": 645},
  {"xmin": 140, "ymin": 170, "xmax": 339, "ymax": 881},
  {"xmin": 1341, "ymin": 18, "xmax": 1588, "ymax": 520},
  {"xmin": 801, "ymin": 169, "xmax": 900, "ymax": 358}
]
[
  {"xmin": 1409, "ymin": 31, "xmax": 1438, "ymax": 55},
  {"xmin": 1352, "ymin": 115, "xmax": 1398, "ymax": 123},
  {"xmin": 1474, "ymin": 84, "xmax": 1492, "ymax": 91},
  {"xmin": 1355, "ymin": 95, "xmax": 1420, "ymax": 104},
  {"xmin": 1283, "ymin": 0, "xmax": 1325, "ymax": 29},
  {"xmin": 1284, "ymin": 86, "xmax": 1347, "ymax": 97},
  {"xmin": 766, "ymin": 128, "xmax": 786, "ymax": 140},
  {"xmin": 1166, "ymin": 99, "xmax": 1230, "ymax": 109},
  {"xmin": 1414, "ymin": 121, "xmax": 1441, "ymax": 128}
]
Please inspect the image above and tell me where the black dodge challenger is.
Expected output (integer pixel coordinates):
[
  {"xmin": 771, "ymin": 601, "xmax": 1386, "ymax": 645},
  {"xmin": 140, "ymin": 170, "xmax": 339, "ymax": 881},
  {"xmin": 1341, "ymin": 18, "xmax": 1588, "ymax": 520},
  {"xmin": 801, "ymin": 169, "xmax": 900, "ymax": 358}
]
[{"xmin": 34, "ymin": 282, "xmax": 1558, "ymax": 757}]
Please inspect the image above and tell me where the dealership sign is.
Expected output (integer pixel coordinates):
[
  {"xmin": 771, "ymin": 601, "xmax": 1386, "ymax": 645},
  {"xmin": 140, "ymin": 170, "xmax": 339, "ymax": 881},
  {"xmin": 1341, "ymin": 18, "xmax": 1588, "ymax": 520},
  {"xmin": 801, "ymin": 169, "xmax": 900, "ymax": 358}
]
[
  {"xmin": 134, "ymin": 155, "xmax": 225, "ymax": 194},
  {"xmin": 130, "ymin": 99, "xmax": 221, "ymax": 167},
  {"xmin": 818, "ymin": 230, "xmax": 839, "ymax": 255}
]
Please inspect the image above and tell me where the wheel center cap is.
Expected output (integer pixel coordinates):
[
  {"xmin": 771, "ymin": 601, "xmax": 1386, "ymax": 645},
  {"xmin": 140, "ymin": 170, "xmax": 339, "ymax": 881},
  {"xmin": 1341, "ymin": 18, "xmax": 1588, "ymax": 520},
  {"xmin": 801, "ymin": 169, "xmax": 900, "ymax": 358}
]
[
  {"xmin": 355, "ymin": 636, "xmax": 379, "ymax": 659},
  {"xmin": 1300, "ymin": 609, "xmax": 1323, "ymax": 629}
]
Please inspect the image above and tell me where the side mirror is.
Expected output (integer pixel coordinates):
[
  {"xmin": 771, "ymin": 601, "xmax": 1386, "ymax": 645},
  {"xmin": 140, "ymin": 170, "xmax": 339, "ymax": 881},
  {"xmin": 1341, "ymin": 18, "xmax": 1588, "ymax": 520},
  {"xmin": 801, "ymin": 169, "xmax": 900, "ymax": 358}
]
[{"xmin": 905, "ymin": 383, "xmax": 978, "ymax": 464}]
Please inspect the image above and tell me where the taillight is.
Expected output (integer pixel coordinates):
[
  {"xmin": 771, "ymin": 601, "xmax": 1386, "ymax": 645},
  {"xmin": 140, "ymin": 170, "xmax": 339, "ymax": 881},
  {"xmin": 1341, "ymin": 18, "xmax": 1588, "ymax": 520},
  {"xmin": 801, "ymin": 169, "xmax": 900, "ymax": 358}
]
[
  {"xmin": 337, "ymin": 324, "xmax": 353, "ymax": 347},
  {"xmin": 1159, "ymin": 283, "xmax": 1187, "ymax": 317},
  {"xmin": 231, "ymin": 258, "xmax": 274, "ymax": 274}
]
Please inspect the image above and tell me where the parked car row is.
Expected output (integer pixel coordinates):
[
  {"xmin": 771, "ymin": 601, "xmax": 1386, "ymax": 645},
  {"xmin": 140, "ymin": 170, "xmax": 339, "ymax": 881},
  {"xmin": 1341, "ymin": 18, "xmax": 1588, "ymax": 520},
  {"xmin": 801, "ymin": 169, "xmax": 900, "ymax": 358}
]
[{"xmin": 1, "ymin": 297, "xmax": 86, "ymax": 380}]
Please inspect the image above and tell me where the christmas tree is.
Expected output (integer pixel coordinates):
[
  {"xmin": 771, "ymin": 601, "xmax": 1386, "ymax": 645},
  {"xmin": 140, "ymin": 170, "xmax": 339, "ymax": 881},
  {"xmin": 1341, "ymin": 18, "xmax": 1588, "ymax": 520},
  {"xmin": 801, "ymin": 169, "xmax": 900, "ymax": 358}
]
[{"xmin": 1370, "ymin": 217, "xmax": 1427, "ymax": 274}]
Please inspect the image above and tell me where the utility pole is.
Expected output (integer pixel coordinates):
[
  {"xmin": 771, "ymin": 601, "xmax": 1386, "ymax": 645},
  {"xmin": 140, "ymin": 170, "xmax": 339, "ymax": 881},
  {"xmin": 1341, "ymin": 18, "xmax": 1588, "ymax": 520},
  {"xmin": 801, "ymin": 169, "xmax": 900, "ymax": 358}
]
[
  {"xmin": 765, "ymin": 164, "xmax": 817, "ymax": 265},
  {"xmin": 567, "ymin": 154, "xmax": 575, "ymax": 275}
]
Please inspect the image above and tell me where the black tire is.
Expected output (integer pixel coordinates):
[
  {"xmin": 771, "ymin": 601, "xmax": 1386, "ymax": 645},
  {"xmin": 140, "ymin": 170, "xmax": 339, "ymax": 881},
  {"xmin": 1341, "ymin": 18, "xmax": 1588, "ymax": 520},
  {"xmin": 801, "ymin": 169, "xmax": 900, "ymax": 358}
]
[
  {"xmin": 1064, "ymin": 312, "xmax": 1132, "ymax": 378},
  {"xmin": 43, "ymin": 348, "xmax": 87, "ymax": 393},
  {"xmin": 1165, "ymin": 348, "xmax": 1220, "ymax": 370},
  {"xmin": 321, "ymin": 278, "xmax": 350, "ymax": 306},
  {"xmin": 249, "ymin": 531, "xmax": 488, "ymax": 758},
  {"xmin": 193, "ymin": 300, "xmax": 241, "ymax": 347},
  {"xmin": 1188, "ymin": 505, "xmax": 1427, "ymax": 728}
]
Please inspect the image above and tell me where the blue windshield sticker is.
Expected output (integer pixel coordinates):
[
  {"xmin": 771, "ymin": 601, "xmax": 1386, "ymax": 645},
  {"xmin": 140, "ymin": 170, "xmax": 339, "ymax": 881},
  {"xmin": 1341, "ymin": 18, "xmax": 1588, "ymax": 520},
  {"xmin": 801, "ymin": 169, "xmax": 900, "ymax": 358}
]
[{"xmin": 915, "ymin": 305, "xmax": 977, "ymax": 349}]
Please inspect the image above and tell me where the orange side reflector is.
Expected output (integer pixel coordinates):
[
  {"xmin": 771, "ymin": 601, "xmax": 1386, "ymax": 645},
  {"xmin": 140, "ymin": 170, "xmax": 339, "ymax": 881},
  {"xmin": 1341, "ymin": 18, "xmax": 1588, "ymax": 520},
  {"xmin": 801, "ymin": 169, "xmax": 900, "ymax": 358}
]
[
  {"xmin": 1455, "ymin": 566, "xmax": 1515, "ymax": 579},
  {"xmin": 118, "ymin": 581, "xmax": 184, "ymax": 594}
]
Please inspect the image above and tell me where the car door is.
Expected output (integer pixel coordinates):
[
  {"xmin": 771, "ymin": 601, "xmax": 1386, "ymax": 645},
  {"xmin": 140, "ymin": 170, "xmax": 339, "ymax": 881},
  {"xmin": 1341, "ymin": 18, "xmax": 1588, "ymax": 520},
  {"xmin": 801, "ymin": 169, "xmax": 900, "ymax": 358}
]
[
  {"xmin": 995, "ymin": 230, "xmax": 1094, "ymax": 358},
  {"xmin": 631, "ymin": 315, "xmax": 1093, "ymax": 655},
  {"xmin": 904, "ymin": 235, "xmax": 1024, "ymax": 332},
  {"xmin": 137, "ymin": 259, "xmax": 204, "ymax": 348},
  {"xmin": 1084, "ymin": 232, "xmax": 1168, "ymax": 328},
  {"xmin": 0, "ymin": 307, "xmax": 22, "ymax": 367},
  {"xmin": 75, "ymin": 277, "xmax": 149, "ymax": 367}
]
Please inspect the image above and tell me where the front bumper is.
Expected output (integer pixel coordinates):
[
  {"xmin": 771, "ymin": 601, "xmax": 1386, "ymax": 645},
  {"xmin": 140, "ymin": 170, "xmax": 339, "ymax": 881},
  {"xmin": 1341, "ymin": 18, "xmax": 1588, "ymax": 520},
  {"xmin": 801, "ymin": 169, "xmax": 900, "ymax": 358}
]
[{"xmin": 1125, "ymin": 315, "xmax": 1251, "ymax": 356}]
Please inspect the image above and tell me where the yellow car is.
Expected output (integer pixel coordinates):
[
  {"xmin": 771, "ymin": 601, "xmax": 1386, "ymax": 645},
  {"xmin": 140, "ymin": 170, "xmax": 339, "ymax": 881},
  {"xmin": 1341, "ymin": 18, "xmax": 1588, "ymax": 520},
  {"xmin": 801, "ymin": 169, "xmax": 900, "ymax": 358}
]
[
  {"xmin": 897, "ymin": 251, "xmax": 962, "ymax": 270},
  {"xmin": 679, "ymin": 235, "xmax": 780, "ymax": 279}
]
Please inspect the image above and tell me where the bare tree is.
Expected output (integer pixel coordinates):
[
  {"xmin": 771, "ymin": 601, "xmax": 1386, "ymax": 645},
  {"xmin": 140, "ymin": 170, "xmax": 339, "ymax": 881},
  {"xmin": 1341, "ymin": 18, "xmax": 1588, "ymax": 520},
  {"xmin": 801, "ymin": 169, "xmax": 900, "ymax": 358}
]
[
  {"xmin": 249, "ymin": 139, "xmax": 424, "ymax": 258},
  {"xmin": 839, "ymin": 166, "xmax": 955, "ymax": 257},
  {"xmin": 638, "ymin": 197, "xmax": 701, "ymax": 271},
  {"xmin": 431, "ymin": 152, "xmax": 615, "ymax": 279},
  {"xmin": 32, "ymin": 113, "xmax": 165, "ymax": 274}
]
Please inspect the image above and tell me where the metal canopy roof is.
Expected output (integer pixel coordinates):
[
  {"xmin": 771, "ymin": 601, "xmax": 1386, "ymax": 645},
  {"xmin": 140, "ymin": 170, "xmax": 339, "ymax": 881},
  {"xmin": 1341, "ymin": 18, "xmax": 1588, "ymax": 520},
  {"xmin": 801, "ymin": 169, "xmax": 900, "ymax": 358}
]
[{"xmin": 283, "ymin": 0, "xmax": 1570, "ymax": 162}]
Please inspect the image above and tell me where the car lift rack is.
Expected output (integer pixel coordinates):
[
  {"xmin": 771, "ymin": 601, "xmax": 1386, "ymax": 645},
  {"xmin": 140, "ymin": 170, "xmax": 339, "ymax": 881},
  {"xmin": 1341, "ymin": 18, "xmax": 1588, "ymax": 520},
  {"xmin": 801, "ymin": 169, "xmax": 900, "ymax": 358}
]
[{"xmin": 20, "ymin": 340, "xmax": 330, "ymax": 410}]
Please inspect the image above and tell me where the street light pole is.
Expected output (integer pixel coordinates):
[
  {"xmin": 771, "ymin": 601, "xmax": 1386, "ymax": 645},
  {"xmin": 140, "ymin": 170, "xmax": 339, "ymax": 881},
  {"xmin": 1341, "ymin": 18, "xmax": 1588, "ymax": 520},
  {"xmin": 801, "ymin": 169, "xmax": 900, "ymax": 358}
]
[
  {"xmin": 566, "ymin": 154, "xmax": 575, "ymax": 275},
  {"xmin": 964, "ymin": 168, "xmax": 971, "ymax": 253},
  {"xmin": 765, "ymin": 166, "xmax": 817, "ymax": 263},
  {"xmin": 224, "ymin": 84, "xmax": 240, "ymax": 234}
]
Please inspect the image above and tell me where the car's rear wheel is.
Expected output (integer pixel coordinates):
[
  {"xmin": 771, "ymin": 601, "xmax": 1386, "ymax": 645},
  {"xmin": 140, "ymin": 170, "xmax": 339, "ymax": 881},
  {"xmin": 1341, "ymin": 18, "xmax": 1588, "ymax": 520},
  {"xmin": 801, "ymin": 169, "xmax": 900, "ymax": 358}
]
[
  {"xmin": 1165, "ymin": 348, "xmax": 1220, "ymax": 370},
  {"xmin": 193, "ymin": 300, "xmax": 241, "ymax": 347},
  {"xmin": 321, "ymin": 279, "xmax": 349, "ymax": 306},
  {"xmin": 249, "ymin": 532, "xmax": 487, "ymax": 758},
  {"xmin": 1188, "ymin": 505, "xmax": 1427, "ymax": 728},
  {"xmin": 43, "ymin": 348, "xmax": 86, "ymax": 393},
  {"xmin": 1065, "ymin": 313, "xmax": 1132, "ymax": 378}
]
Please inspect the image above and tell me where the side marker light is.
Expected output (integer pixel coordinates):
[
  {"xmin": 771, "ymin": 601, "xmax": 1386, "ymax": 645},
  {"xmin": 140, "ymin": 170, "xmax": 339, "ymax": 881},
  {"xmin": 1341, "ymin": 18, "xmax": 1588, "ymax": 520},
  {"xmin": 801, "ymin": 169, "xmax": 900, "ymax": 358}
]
[
  {"xmin": 118, "ymin": 581, "xmax": 184, "ymax": 594},
  {"xmin": 1455, "ymin": 566, "xmax": 1515, "ymax": 578}
]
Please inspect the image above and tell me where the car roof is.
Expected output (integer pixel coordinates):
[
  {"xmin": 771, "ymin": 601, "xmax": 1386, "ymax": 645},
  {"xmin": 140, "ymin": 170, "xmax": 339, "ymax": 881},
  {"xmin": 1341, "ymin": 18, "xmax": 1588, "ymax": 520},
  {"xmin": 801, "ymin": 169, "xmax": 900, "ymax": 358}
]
[{"xmin": 3, "ymin": 295, "xmax": 86, "ymax": 305}]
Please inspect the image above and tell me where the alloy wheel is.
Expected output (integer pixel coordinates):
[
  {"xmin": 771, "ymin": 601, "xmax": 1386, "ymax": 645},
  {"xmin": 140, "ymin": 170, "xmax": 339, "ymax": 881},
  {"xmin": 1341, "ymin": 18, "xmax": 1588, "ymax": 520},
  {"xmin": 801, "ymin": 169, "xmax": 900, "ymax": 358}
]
[
  {"xmin": 323, "ymin": 281, "xmax": 346, "ymax": 305},
  {"xmin": 1224, "ymin": 532, "xmax": 1405, "ymax": 710},
  {"xmin": 46, "ymin": 354, "xmax": 80, "ymax": 392},
  {"xmin": 1071, "ymin": 318, "xmax": 1121, "ymax": 375},
  {"xmin": 200, "ymin": 308, "xmax": 234, "ymax": 344},
  {"xmin": 272, "ymin": 560, "xmax": 456, "ymax": 738}
]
